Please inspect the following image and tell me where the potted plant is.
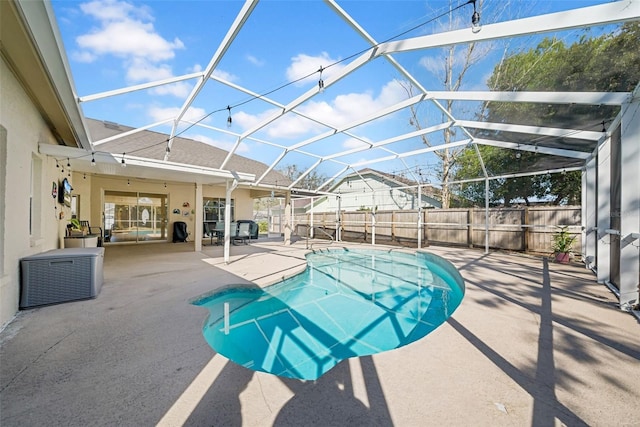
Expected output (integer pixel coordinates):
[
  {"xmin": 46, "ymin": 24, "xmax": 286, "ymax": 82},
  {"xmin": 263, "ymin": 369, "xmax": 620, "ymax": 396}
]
[
  {"xmin": 67, "ymin": 218, "xmax": 85, "ymax": 237},
  {"xmin": 551, "ymin": 226, "xmax": 576, "ymax": 264}
]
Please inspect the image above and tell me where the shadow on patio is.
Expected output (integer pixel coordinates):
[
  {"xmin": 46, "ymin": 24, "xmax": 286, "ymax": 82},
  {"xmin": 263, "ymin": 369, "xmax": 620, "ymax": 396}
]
[{"xmin": 1, "ymin": 242, "xmax": 638, "ymax": 426}]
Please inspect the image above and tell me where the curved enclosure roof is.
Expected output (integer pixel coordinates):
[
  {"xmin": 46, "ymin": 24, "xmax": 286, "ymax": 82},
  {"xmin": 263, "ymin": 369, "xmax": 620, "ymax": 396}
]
[{"xmin": 46, "ymin": 0, "xmax": 640, "ymax": 193}]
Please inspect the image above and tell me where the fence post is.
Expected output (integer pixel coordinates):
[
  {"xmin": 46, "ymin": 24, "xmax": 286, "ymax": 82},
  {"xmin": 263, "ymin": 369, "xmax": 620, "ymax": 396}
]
[
  {"xmin": 391, "ymin": 211, "xmax": 396, "ymax": 242},
  {"xmin": 468, "ymin": 208, "xmax": 474, "ymax": 248},
  {"xmin": 364, "ymin": 211, "xmax": 368, "ymax": 242},
  {"xmin": 417, "ymin": 208, "xmax": 422, "ymax": 249},
  {"xmin": 372, "ymin": 211, "xmax": 376, "ymax": 246},
  {"xmin": 424, "ymin": 209, "xmax": 429, "ymax": 246},
  {"xmin": 523, "ymin": 207, "xmax": 529, "ymax": 252}
]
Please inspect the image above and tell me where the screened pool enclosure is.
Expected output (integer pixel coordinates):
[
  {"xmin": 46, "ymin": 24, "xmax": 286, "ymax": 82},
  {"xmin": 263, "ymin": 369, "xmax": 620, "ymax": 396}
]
[{"xmin": 31, "ymin": 0, "xmax": 640, "ymax": 310}]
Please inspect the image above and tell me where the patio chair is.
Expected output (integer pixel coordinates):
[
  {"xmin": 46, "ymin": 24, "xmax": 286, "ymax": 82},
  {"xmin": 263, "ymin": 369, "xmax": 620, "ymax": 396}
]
[
  {"xmin": 234, "ymin": 221, "xmax": 251, "ymax": 245},
  {"xmin": 203, "ymin": 222, "xmax": 215, "ymax": 246},
  {"xmin": 213, "ymin": 222, "xmax": 225, "ymax": 245}
]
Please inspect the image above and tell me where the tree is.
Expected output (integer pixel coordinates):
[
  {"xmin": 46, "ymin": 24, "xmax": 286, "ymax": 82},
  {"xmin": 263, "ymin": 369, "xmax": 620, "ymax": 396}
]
[
  {"xmin": 277, "ymin": 164, "xmax": 327, "ymax": 191},
  {"xmin": 454, "ymin": 145, "xmax": 548, "ymax": 206},
  {"xmin": 454, "ymin": 23, "xmax": 640, "ymax": 206},
  {"xmin": 402, "ymin": 0, "xmax": 520, "ymax": 208}
]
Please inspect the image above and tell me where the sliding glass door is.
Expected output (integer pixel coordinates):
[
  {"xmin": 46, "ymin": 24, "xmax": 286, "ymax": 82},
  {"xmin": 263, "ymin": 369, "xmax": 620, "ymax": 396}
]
[{"xmin": 104, "ymin": 191, "xmax": 167, "ymax": 243}]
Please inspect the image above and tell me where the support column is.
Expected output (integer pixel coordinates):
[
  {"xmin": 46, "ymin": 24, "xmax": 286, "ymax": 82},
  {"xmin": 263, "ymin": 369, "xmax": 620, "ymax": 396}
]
[
  {"xmin": 619, "ymin": 97, "xmax": 640, "ymax": 309},
  {"xmin": 583, "ymin": 157, "xmax": 597, "ymax": 270},
  {"xmin": 310, "ymin": 197, "xmax": 314, "ymax": 239},
  {"xmin": 283, "ymin": 191, "xmax": 292, "ymax": 245},
  {"xmin": 195, "ymin": 183, "xmax": 203, "ymax": 252},
  {"xmin": 224, "ymin": 178, "xmax": 238, "ymax": 264},
  {"xmin": 485, "ymin": 178, "xmax": 489, "ymax": 254},
  {"xmin": 596, "ymin": 135, "xmax": 611, "ymax": 284},
  {"xmin": 417, "ymin": 184, "xmax": 422, "ymax": 249},
  {"xmin": 336, "ymin": 195, "xmax": 342, "ymax": 242}
]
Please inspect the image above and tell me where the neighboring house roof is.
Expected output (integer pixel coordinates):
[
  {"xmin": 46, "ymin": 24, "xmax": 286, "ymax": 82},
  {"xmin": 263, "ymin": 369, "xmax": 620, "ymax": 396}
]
[
  {"xmin": 86, "ymin": 118, "xmax": 290, "ymax": 187},
  {"xmin": 352, "ymin": 168, "xmax": 442, "ymax": 201},
  {"xmin": 303, "ymin": 168, "xmax": 442, "ymax": 211}
]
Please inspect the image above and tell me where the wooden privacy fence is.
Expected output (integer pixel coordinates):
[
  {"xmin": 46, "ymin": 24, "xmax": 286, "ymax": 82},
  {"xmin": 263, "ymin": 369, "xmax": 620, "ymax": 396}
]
[{"xmin": 293, "ymin": 206, "xmax": 582, "ymax": 254}]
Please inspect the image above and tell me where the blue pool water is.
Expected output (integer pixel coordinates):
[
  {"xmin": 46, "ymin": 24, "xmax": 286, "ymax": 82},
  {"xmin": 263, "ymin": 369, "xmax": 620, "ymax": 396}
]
[{"xmin": 191, "ymin": 248, "xmax": 465, "ymax": 380}]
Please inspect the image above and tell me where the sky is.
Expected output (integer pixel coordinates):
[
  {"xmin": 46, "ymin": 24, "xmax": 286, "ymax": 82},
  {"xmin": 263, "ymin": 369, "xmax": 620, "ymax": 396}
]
[{"xmin": 50, "ymin": 0, "xmax": 616, "ymax": 185}]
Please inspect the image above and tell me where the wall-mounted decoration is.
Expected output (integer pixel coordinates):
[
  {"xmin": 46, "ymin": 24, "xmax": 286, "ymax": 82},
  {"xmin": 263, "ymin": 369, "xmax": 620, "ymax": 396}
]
[
  {"xmin": 182, "ymin": 202, "xmax": 190, "ymax": 207},
  {"xmin": 182, "ymin": 211, "xmax": 190, "ymax": 217},
  {"xmin": 59, "ymin": 178, "xmax": 72, "ymax": 207},
  {"xmin": 172, "ymin": 208, "xmax": 181, "ymax": 215}
]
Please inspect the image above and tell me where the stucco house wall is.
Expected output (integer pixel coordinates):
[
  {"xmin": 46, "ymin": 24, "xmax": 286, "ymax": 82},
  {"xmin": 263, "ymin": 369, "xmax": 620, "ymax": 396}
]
[{"xmin": 0, "ymin": 57, "xmax": 66, "ymax": 327}]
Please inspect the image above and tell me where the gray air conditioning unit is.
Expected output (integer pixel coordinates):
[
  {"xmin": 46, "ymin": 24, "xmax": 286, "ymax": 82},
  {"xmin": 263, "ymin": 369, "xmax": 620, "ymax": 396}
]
[{"xmin": 20, "ymin": 247, "xmax": 104, "ymax": 309}]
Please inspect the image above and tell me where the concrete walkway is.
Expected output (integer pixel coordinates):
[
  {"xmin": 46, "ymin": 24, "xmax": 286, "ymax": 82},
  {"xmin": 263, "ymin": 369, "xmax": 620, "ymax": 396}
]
[{"xmin": 1, "ymin": 240, "xmax": 638, "ymax": 426}]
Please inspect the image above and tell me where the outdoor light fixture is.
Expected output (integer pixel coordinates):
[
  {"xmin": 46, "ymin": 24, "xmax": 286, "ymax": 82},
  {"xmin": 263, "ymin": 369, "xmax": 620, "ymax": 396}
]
[
  {"xmin": 318, "ymin": 66, "xmax": 325, "ymax": 92},
  {"xmin": 66, "ymin": 158, "xmax": 71, "ymax": 168},
  {"xmin": 602, "ymin": 121, "xmax": 606, "ymax": 132},
  {"xmin": 515, "ymin": 151, "xmax": 521, "ymax": 159},
  {"xmin": 91, "ymin": 152, "xmax": 96, "ymax": 166},
  {"xmin": 121, "ymin": 153, "xmax": 126, "ymax": 167},
  {"xmin": 226, "ymin": 106, "xmax": 232, "ymax": 128},
  {"xmin": 471, "ymin": 0, "xmax": 481, "ymax": 33}
]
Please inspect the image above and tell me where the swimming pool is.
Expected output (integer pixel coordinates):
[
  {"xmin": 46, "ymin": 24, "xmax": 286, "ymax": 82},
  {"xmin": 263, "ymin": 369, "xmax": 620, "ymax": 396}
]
[{"xmin": 192, "ymin": 248, "xmax": 465, "ymax": 380}]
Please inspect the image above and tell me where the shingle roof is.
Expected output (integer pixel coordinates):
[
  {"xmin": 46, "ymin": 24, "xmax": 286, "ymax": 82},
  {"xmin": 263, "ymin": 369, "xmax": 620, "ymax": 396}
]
[
  {"xmin": 352, "ymin": 168, "xmax": 441, "ymax": 201},
  {"xmin": 86, "ymin": 118, "xmax": 290, "ymax": 187}
]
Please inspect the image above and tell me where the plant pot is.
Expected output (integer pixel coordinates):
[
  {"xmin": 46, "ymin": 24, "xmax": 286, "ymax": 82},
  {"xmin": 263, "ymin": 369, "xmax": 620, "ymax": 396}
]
[{"xmin": 554, "ymin": 252, "xmax": 571, "ymax": 264}]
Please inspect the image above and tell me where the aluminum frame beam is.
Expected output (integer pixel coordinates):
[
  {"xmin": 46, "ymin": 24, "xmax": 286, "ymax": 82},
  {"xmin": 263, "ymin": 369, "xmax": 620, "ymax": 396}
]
[{"xmin": 376, "ymin": 1, "xmax": 640, "ymax": 55}]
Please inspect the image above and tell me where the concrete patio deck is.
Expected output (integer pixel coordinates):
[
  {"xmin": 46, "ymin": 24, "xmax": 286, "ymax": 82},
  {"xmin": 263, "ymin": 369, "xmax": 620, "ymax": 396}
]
[{"xmin": 1, "ymin": 240, "xmax": 638, "ymax": 426}]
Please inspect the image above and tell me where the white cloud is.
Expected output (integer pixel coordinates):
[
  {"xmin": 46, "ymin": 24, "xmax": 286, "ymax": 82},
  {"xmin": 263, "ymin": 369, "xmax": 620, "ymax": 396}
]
[
  {"xmin": 211, "ymin": 69, "xmax": 237, "ymax": 83},
  {"xmin": 126, "ymin": 59, "xmax": 173, "ymax": 82},
  {"xmin": 232, "ymin": 109, "xmax": 278, "ymax": 131},
  {"xmin": 191, "ymin": 134, "xmax": 250, "ymax": 153},
  {"xmin": 76, "ymin": 19, "xmax": 183, "ymax": 62},
  {"xmin": 74, "ymin": 0, "xmax": 193, "ymax": 98},
  {"xmin": 80, "ymin": 0, "xmax": 152, "ymax": 21},
  {"xmin": 342, "ymin": 137, "xmax": 372, "ymax": 149},
  {"xmin": 419, "ymin": 49, "xmax": 474, "ymax": 81},
  {"xmin": 378, "ymin": 79, "xmax": 407, "ymax": 105},
  {"xmin": 265, "ymin": 111, "xmax": 326, "ymax": 139},
  {"xmin": 150, "ymin": 82, "xmax": 193, "ymax": 98},
  {"xmin": 71, "ymin": 50, "xmax": 97, "ymax": 63},
  {"xmin": 419, "ymin": 55, "xmax": 444, "ymax": 77},
  {"xmin": 234, "ymin": 105, "xmax": 327, "ymax": 139},
  {"xmin": 147, "ymin": 105, "xmax": 209, "ymax": 123},
  {"xmin": 230, "ymin": 79, "xmax": 408, "ymax": 140},
  {"xmin": 246, "ymin": 54, "xmax": 264, "ymax": 67},
  {"xmin": 286, "ymin": 52, "xmax": 344, "ymax": 86}
]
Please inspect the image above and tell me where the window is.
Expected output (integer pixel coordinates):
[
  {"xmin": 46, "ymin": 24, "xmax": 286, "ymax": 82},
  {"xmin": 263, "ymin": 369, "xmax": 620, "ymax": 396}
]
[
  {"xmin": 204, "ymin": 197, "xmax": 234, "ymax": 223},
  {"xmin": 103, "ymin": 191, "xmax": 167, "ymax": 243}
]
